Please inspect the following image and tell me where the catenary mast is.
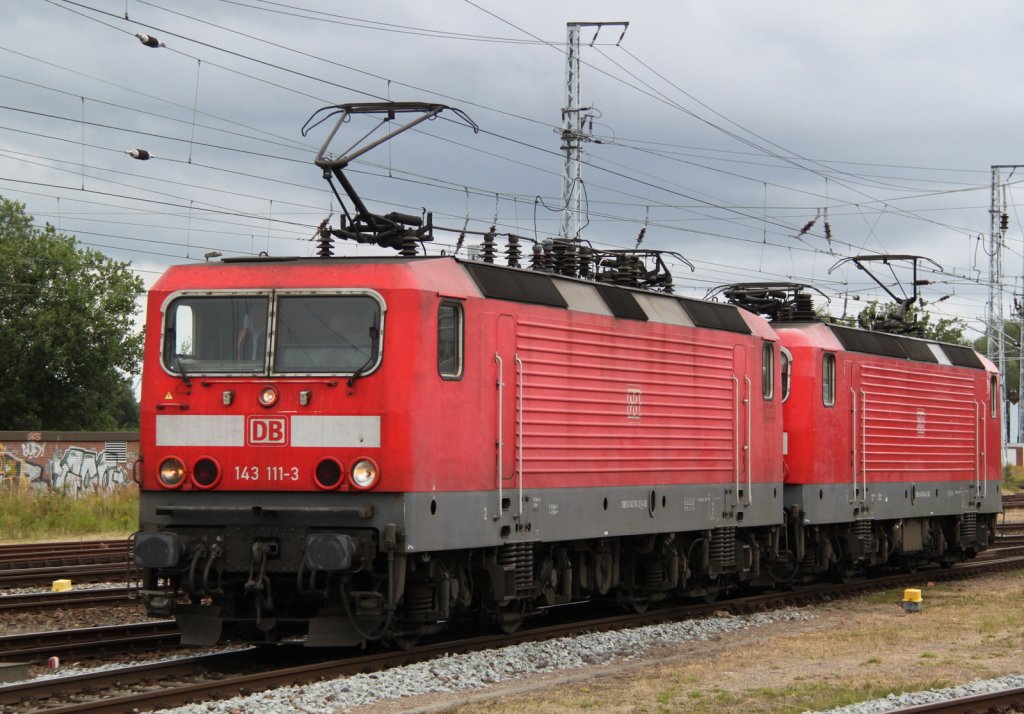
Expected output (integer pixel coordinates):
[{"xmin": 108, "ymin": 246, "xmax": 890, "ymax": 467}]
[
  {"xmin": 559, "ymin": 22, "xmax": 627, "ymax": 241},
  {"xmin": 990, "ymin": 165, "xmax": 1024, "ymax": 447}
]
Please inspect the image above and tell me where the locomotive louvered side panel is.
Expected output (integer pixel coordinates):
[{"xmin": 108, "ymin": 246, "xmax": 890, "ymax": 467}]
[
  {"xmin": 860, "ymin": 362, "xmax": 978, "ymax": 480},
  {"xmin": 516, "ymin": 318, "xmax": 738, "ymax": 484}
]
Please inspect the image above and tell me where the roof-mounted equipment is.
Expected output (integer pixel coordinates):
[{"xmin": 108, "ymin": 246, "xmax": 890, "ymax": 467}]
[
  {"xmin": 302, "ymin": 102, "xmax": 479, "ymax": 257},
  {"xmin": 707, "ymin": 282, "xmax": 826, "ymax": 322},
  {"xmin": 828, "ymin": 254, "xmax": 941, "ymax": 336},
  {"xmin": 589, "ymin": 249, "xmax": 691, "ymax": 293}
]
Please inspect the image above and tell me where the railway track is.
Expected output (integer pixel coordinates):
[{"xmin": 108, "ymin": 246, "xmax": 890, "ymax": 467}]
[
  {"xmin": 0, "ymin": 529, "xmax": 1020, "ymax": 711},
  {"xmin": 3, "ymin": 549, "xmax": 1023, "ymax": 713},
  {"xmin": 1000, "ymin": 492, "xmax": 1024, "ymax": 509},
  {"xmin": 0, "ymin": 538, "xmax": 132, "ymax": 588},
  {"xmin": 890, "ymin": 685, "xmax": 1024, "ymax": 713},
  {"xmin": 6, "ymin": 542, "xmax": 1022, "ymax": 663},
  {"xmin": 0, "ymin": 586, "xmax": 133, "ymax": 613},
  {"xmin": 0, "ymin": 539, "xmax": 128, "ymax": 568},
  {"xmin": 0, "ymin": 562, "xmax": 132, "ymax": 589},
  {"xmin": 0, "ymin": 620, "xmax": 178, "ymax": 662}
]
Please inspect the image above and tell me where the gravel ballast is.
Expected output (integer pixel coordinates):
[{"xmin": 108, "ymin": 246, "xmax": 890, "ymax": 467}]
[
  {"xmin": 158, "ymin": 608, "xmax": 815, "ymax": 714},
  {"xmin": 808, "ymin": 674, "xmax": 1024, "ymax": 714}
]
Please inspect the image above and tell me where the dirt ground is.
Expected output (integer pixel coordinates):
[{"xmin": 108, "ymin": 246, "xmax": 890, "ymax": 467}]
[{"xmin": 350, "ymin": 569, "xmax": 1024, "ymax": 714}]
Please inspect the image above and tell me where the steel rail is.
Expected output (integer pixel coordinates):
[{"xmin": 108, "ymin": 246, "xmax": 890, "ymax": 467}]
[
  {"xmin": 0, "ymin": 562, "xmax": 130, "ymax": 588},
  {"xmin": 0, "ymin": 540, "xmax": 127, "ymax": 567},
  {"xmin": 888, "ymin": 685, "xmax": 1024, "ymax": 713},
  {"xmin": 0, "ymin": 620, "xmax": 178, "ymax": 661},
  {"xmin": 0, "ymin": 586, "xmax": 133, "ymax": 613}
]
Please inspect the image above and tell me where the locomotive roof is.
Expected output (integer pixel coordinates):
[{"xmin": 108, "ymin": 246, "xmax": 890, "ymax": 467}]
[
  {"xmin": 150, "ymin": 255, "xmax": 776, "ymax": 339},
  {"xmin": 774, "ymin": 320, "xmax": 995, "ymax": 372}
]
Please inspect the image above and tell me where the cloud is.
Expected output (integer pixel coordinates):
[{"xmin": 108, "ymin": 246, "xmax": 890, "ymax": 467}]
[{"xmin": 1, "ymin": 0, "xmax": 1020, "ymax": 341}]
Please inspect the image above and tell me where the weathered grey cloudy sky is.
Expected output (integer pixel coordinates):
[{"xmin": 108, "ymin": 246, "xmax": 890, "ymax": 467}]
[{"xmin": 3, "ymin": 1, "xmax": 1022, "ymax": 338}]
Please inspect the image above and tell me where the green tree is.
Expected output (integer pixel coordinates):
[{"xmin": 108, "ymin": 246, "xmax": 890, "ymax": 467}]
[
  {"xmin": 0, "ymin": 197, "xmax": 144, "ymax": 430},
  {"xmin": 833, "ymin": 300, "xmax": 969, "ymax": 345},
  {"xmin": 973, "ymin": 321, "xmax": 1020, "ymax": 404}
]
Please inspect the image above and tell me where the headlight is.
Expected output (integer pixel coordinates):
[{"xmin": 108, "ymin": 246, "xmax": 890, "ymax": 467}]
[
  {"xmin": 258, "ymin": 384, "xmax": 279, "ymax": 407},
  {"xmin": 158, "ymin": 458, "xmax": 186, "ymax": 488},
  {"xmin": 350, "ymin": 458, "xmax": 379, "ymax": 490}
]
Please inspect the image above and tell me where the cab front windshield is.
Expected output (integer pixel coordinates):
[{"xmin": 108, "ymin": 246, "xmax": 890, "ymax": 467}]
[{"xmin": 163, "ymin": 294, "xmax": 381, "ymax": 375}]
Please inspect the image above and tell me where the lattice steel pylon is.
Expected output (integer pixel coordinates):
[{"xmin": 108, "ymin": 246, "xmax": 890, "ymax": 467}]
[
  {"xmin": 989, "ymin": 165, "xmax": 1023, "ymax": 447},
  {"xmin": 559, "ymin": 21, "xmax": 627, "ymax": 241}
]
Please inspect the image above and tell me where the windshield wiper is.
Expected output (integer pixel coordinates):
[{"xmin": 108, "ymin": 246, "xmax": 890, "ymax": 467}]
[
  {"xmin": 346, "ymin": 326, "xmax": 379, "ymax": 390},
  {"xmin": 347, "ymin": 354, "xmax": 375, "ymax": 389},
  {"xmin": 174, "ymin": 354, "xmax": 192, "ymax": 387}
]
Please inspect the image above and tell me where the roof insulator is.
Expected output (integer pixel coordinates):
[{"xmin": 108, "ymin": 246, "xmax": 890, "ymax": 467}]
[{"xmin": 128, "ymin": 149, "xmax": 151, "ymax": 160}]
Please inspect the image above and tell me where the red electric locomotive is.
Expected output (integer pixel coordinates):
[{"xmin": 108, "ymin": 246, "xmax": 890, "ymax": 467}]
[
  {"xmin": 717, "ymin": 280, "xmax": 1000, "ymax": 579},
  {"xmin": 134, "ymin": 251, "xmax": 787, "ymax": 645}
]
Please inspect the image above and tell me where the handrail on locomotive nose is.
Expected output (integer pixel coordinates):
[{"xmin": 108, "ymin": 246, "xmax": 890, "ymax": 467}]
[{"xmin": 302, "ymin": 101, "xmax": 480, "ymax": 170}]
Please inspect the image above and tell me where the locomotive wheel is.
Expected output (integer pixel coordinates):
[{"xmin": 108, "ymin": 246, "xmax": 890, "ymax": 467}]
[
  {"xmin": 696, "ymin": 578, "xmax": 721, "ymax": 604},
  {"xmin": 628, "ymin": 597, "xmax": 650, "ymax": 614},
  {"xmin": 829, "ymin": 564, "xmax": 854, "ymax": 584},
  {"xmin": 392, "ymin": 631, "xmax": 421, "ymax": 651},
  {"xmin": 493, "ymin": 601, "xmax": 527, "ymax": 634}
]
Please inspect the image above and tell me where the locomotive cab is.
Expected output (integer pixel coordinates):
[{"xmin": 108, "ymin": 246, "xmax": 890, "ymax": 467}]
[{"xmin": 135, "ymin": 259, "xmax": 411, "ymax": 644}]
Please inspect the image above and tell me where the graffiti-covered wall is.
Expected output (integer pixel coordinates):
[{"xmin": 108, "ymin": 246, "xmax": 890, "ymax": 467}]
[{"xmin": 0, "ymin": 431, "xmax": 139, "ymax": 495}]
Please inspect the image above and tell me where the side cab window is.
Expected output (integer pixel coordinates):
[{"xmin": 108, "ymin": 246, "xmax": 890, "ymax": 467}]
[
  {"xmin": 780, "ymin": 347, "xmax": 792, "ymax": 402},
  {"xmin": 438, "ymin": 301, "xmax": 464, "ymax": 379},
  {"xmin": 761, "ymin": 341, "xmax": 774, "ymax": 399},
  {"xmin": 822, "ymin": 352, "xmax": 836, "ymax": 407},
  {"xmin": 990, "ymin": 374, "xmax": 998, "ymax": 418}
]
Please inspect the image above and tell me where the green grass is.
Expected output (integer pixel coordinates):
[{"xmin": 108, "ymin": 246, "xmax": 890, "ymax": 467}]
[
  {"xmin": 861, "ymin": 588, "xmax": 904, "ymax": 606},
  {"xmin": 1003, "ymin": 465, "xmax": 1024, "ymax": 491},
  {"xmin": 655, "ymin": 687, "xmax": 678, "ymax": 704},
  {"xmin": 677, "ymin": 679, "xmax": 954, "ymax": 714},
  {"xmin": 0, "ymin": 485, "xmax": 138, "ymax": 540}
]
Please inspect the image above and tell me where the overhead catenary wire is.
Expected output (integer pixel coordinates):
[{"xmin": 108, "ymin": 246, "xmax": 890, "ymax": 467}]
[
  {"xmin": 0, "ymin": 0, "xmax": 1007, "ymax": 340},
  {"xmin": 44, "ymin": 0, "xmax": 1003, "ymax": 252}
]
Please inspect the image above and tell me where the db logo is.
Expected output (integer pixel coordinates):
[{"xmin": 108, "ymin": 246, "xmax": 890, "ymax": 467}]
[
  {"xmin": 626, "ymin": 387, "xmax": 642, "ymax": 420},
  {"xmin": 247, "ymin": 416, "xmax": 288, "ymax": 445}
]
